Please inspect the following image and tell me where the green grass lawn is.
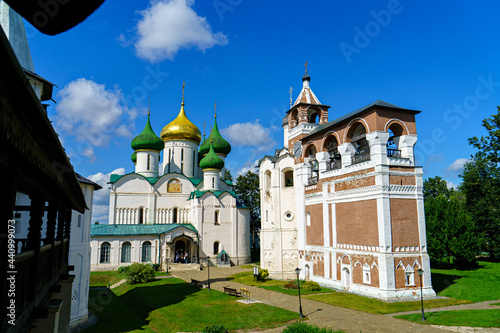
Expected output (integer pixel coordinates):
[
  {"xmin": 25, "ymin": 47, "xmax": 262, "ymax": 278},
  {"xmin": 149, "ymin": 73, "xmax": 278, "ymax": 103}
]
[
  {"xmin": 395, "ymin": 309, "xmax": 500, "ymax": 327},
  {"xmin": 84, "ymin": 277, "xmax": 298, "ymax": 333},
  {"xmin": 227, "ymin": 271, "xmax": 285, "ymax": 287},
  {"xmin": 260, "ymin": 285, "xmax": 334, "ymax": 296},
  {"xmin": 304, "ymin": 292, "xmax": 469, "ymax": 315},
  {"xmin": 89, "ymin": 271, "xmax": 125, "ymax": 287},
  {"xmin": 431, "ymin": 261, "xmax": 500, "ymax": 302}
]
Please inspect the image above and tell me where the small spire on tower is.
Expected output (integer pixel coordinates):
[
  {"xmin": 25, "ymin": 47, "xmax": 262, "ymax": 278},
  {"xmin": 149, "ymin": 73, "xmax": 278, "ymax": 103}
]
[
  {"xmin": 181, "ymin": 79, "xmax": 186, "ymax": 105},
  {"xmin": 289, "ymin": 86, "xmax": 293, "ymax": 108}
]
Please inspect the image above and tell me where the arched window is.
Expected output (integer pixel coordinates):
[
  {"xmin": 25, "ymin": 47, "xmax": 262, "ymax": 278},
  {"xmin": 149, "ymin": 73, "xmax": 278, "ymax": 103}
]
[
  {"xmin": 348, "ymin": 123, "xmax": 370, "ymax": 164},
  {"xmin": 363, "ymin": 263, "xmax": 371, "ymax": 284},
  {"xmin": 265, "ymin": 171, "xmax": 271, "ymax": 190},
  {"xmin": 308, "ymin": 109, "xmax": 319, "ymax": 123},
  {"xmin": 139, "ymin": 208, "xmax": 144, "ymax": 224},
  {"xmin": 142, "ymin": 241, "xmax": 152, "ymax": 262},
  {"xmin": 284, "ymin": 170, "xmax": 294, "ymax": 187},
  {"xmin": 100, "ymin": 242, "xmax": 111, "ymax": 263},
  {"xmin": 121, "ymin": 242, "xmax": 131, "ymax": 263},
  {"xmin": 173, "ymin": 208, "xmax": 178, "ymax": 223},
  {"xmin": 212, "ymin": 177, "xmax": 215, "ymax": 188},
  {"xmin": 306, "ymin": 213, "xmax": 311, "ymax": 227},
  {"xmin": 147, "ymin": 154, "xmax": 151, "ymax": 170},
  {"xmin": 77, "ymin": 215, "xmax": 82, "ymax": 228},
  {"xmin": 387, "ymin": 123, "xmax": 405, "ymax": 158},
  {"xmin": 181, "ymin": 148, "xmax": 184, "ymax": 173},
  {"xmin": 168, "ymin": 149, "xmax": 171, "ymax": 173},
  {"xmin": 213, "ymin": 241, "xmax": 220, "ymax": 255},
  {"xmin": 324, "ymin": 135, "xmax": 341, "ymax": 170},
  {"xmin": 214, "ymin": 210, "xmax": 219, "ymax": 225}
]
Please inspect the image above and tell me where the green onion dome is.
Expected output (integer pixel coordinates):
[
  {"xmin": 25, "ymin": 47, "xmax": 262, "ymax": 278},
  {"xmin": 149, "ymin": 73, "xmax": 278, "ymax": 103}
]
[
  {"xmin": 131, "ymin": 151, "xmax": 137, "ymax": 164},
  {"xmin": 199, "ymin": 115, "xmax": 231, "ymax": 156},
  {"xmin": 199, "ymin": 143, "xmax": 225, "ymax": 170},
  {"xmin": 131, "ymin": 115, "xmax": 164, "ymax": 151}
]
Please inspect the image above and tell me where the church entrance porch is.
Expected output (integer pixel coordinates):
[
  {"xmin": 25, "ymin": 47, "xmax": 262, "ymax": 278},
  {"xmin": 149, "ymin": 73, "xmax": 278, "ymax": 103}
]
[{"xmin": 164, "ymin": 234, "xmax": 198, "ymax": 267}]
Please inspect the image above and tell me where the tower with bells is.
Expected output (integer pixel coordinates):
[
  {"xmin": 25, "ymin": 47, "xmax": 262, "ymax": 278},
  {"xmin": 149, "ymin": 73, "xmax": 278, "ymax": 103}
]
[
  {"xmin": 260, "ymin": 65, "xmax": 435, "ymax": 300},
  {"xmin": 93, "ymin": 83, "xmax": 250, "ymax": 271}
]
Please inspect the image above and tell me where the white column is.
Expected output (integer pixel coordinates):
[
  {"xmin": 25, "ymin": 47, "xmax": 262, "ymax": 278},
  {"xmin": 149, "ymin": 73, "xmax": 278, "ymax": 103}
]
[
  {"xmin": 393, "ymin": 135, "xmax": 418, "ymax": 164},
  {"xmin": 366, "ymin": 131, "xmax": 390, "ymax": 166},
  {"xmin": 338, "ymin": 143, "xmax": 356, "ymax": 167}
]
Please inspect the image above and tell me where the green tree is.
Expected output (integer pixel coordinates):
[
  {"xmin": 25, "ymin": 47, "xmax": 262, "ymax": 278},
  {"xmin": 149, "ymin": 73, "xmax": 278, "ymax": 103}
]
[
  {"xmin": 423, "ymin": 176, "xmax": 449, "ymax": 201},
  {"xmin": 234, "ymin": 171, "xmax": 260, "ymax": 249},
  {"xmin": 224, "ymin": 169, "xmax": 233, "ymax": 182},
  {"xmin": 460, "ymin": 107, "xmax": 500, "ymax": 258},
  {"xmin": 425, "ymin": 194, "xmax": 479, "ymax": 267}
]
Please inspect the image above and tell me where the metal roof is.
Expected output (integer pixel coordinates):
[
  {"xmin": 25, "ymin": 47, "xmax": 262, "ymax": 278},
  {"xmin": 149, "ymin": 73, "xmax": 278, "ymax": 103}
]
[
  {"xmin": 302, "ymin": 100, "xmax": 421, "ymax": 140},
  {"xmin": 91, "ymin": 223, "xmax": 198, "ymax": 237},
  {"xmin": 76, "ymin": 173, "xmax": 102, "ymax": 190}
]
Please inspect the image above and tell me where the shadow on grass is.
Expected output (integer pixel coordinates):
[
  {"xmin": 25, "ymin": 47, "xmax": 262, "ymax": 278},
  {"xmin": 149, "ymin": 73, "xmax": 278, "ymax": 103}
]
[
  {"xmin": 85, "ymin": 280, "xmax": 198, "ymax": 333},
  {"xmin": 431, "ymin": 272, "xmax": 463, "ymax": 294}
]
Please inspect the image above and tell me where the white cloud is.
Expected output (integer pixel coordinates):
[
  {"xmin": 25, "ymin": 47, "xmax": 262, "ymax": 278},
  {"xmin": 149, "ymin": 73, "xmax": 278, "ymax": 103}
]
[
  {"xmin": 55, "ymin": 79, "xmax": 137, "ymax": 162},
  {"xmin": 446, "ymin": 180, "xmax": 459, "ymax": 190},
  {"xmin": 134, "ymin": 0, "xmax": 228, "ymax": 62},
  {"xmin": 222, "ymin": 120, "xmax": 274, "ymax": 147},
  {"xmin": 446, "ymin": 158, "xmax": 469, "ymax": 175},
  {"xmin": 236, "ymin": 159, "xmax": 260, "ymax": 176},
  {"xmin": 88, "ymin": 167, "xmax": 126, "ymax": 223}
]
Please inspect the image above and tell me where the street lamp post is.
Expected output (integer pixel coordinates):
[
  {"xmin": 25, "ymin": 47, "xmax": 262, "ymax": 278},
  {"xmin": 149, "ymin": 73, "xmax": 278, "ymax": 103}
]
[
  {"xmin": 295, "ymin": 267, "xmax": 304, "ymax": 318},
  {"xmin": 418, "ymin": 268, "xmax": 425, "ymax": 321},
  {"xmin": 206, "ymin": 256, "xmax": 211, "ymax": 291}
]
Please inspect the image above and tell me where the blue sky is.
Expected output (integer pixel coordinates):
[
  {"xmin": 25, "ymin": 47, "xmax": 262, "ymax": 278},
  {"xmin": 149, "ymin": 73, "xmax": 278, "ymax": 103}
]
[{"xmin": 20, "ymin": 0, "xmax": 500, "ymax": 222}]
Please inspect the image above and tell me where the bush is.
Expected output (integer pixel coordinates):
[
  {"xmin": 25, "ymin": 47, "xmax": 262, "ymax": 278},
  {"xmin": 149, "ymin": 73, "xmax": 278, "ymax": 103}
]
[
  {"xmin": 118, "ymin": 265, "xmax": 130, "ymax": 274},
  {"xmin": 303, "ymin": 281, "xmax": 321, "ymax": 291},
  {"xmin": 151, "ymin": 263, "xmax": 160, "ymax": 271},
  {"xmin": 124, "ymin": 263, "xmax": 155, "ymax": 284},
  {"xmin": 203, "ymin": 325, "xmax": 228, "ymax": 333},
  {"xmin": 258, "ymin": 268, "xmax": 269, "ymax": 281},
  {"xmin": 282, "ymin": 322, "xmax": 344, "ymax": 333},
  {"xmin": 283, "ymin": 279, "xmax": 305, "ymax": 289}
]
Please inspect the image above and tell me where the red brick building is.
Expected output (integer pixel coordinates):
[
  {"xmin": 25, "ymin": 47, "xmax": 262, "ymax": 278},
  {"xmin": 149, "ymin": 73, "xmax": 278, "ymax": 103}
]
[{"xmin": 259, "ymin": 70, "xmax": 436, "ymax": 300}]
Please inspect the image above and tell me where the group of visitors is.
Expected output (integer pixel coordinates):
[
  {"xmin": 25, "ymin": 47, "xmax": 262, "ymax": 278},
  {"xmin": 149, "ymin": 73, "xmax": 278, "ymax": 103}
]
[{"xmin": 175, "ymin": 251, "xmax": 189, "ymax": 263}]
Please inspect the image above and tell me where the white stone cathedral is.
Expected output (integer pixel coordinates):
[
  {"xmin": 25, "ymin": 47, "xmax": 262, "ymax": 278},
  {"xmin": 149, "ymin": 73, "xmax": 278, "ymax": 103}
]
[{"xmin": 90, "ymin": 94, "xmax": 251, "ymax": 270}]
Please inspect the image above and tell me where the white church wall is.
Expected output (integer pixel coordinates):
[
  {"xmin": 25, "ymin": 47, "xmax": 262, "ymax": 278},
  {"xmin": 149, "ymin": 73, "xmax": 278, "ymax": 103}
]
[{"xmin": 237, "ymin": 208, "xmax": 251, "ymax": 265}]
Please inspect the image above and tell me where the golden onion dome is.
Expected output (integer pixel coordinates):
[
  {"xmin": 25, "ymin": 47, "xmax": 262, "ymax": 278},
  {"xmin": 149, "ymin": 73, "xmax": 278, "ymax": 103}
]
[{"xmin": 160, "ymin": 103, "xmax": 202, "ymax": 144}]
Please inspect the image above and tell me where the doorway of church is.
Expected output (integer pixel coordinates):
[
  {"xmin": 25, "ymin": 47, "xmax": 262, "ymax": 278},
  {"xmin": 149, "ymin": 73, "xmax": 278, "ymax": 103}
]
[{"xmin": 174, "ymin": 240, "xmax": 190, "ymax": 263}]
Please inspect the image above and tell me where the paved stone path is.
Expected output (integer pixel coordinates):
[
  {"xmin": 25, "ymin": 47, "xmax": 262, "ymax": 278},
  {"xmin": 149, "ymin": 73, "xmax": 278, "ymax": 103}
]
[{"xmin": 173, "ymin": 266, "xmax": 451, "ymax": 333}]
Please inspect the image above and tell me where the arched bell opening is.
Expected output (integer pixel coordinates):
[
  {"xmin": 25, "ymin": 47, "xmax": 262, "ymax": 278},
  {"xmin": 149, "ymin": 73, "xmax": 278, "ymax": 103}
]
[
  {"xmin": 347, "ymin": 122, "xmax": 370, "ymax": 165},
  {"xmin": 323, "ymin": 135, "xmax": 341, "ymax": 170},
  {"xmin": 387, "ymin": 122, "xmax": 406, "ymax": 158}
]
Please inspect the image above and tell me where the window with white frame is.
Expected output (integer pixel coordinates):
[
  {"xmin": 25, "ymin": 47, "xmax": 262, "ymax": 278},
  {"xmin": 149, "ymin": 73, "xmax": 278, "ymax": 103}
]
[
  {"xmin": 121, "ymin": 242, "xmax": 131, "ymax": 263},
  {"xmin": 306, "ymin": 213, "xmax": 311, "ymax": 226},
  {"xmin": 142, "ymin": 241, "xmax": 152, "ymax": 262},
  {"xmin": 100, "ymin": 242, "xmax": 111, "ymax": 263}
]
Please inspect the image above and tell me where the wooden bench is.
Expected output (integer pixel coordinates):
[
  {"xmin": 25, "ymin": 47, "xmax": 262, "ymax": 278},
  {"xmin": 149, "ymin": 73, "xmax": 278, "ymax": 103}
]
[
  {"xmin": 191, "ymin": 279, "xmax": 203, "ymax": 287},
  {"xmin": 223, "ymin": 286, "xmax": 241, "ymax": 296}
]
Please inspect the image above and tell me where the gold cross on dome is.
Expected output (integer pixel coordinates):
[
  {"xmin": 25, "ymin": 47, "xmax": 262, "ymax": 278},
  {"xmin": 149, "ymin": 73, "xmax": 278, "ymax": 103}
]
[
  {"xmin": 214, "ymin": 101, "xmax": 217, "ymax": 118},
  {"xmin": 304, "ymin": 61, "xmax": 308, "ymax": 74},
  {"xmin": 182, "ymin": 79, "xmax": 186, "ymax": 104},
  {"xmin": 289, "ymin": 86, "xmax": 293, "ymax": 108},
  {"xmin": 203, "ymin": 121, "xmax": 206, "ymax": 138},
  {"xmin": 148, "ymin": 97, "xmax": 151, "ymax": 116}
]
